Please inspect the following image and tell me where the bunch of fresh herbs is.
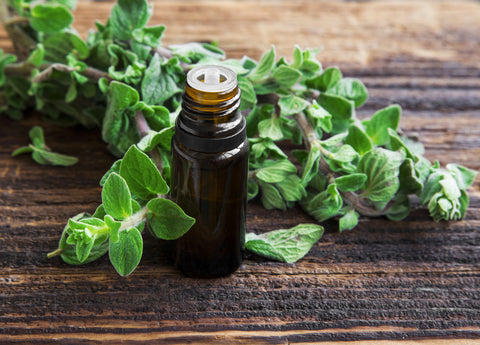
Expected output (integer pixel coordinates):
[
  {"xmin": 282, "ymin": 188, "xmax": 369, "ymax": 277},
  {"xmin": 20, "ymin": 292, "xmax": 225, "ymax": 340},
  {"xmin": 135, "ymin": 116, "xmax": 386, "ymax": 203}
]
[{"xmin": 0, "ymin": 0, "xmax": 476, "ymax": 275}]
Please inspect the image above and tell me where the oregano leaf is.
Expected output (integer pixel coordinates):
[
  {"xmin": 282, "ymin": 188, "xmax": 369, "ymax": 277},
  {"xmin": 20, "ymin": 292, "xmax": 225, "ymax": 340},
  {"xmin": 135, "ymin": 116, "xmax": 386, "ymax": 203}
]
[
  {"xmin": 30, "ymin": 4, "xmax": 73, "ymax": 33},
  {"xmin": 109, "ymin": 227, "xmax": 143, "ymax": 276},
  {"xmin": 245, "ymin": 224, "xmax": 324, "ymax": 263},
  {"xmin": 147, "ymin": 198, "xmax": 195, "ymax": 240},
  {"xmin": 363, "ymin": 105, "xmax": 401, "ymax": 146},
  {"xmin": 119, "ymin": 145, "xmax": 169, "ymax": 199},
  {"xmin": 248, "ymin": 46, "xmax": 275, "ymax": 81},
  {"xmin": 102, "ymin": 172, "xmax": 133, "ymax": 221}
]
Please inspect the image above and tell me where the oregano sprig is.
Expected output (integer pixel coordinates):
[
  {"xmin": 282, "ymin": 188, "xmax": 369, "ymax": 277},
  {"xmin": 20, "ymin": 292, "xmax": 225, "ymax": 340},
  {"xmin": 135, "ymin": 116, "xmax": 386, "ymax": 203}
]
[
  {"xmin": 12, "ymin": 126, "xmax": 78, "ymax": 166},
  {"xmin": 1, "ymin": 0, "xmax": 477, "ymax": 275},
  {"xmin": 47, "ymin": 145, "xmax": 195, "ymax": 276}
]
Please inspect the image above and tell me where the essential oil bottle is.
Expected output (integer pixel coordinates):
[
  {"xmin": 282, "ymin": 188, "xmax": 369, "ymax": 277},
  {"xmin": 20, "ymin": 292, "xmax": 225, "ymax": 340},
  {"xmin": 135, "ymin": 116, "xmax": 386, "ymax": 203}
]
[{"xmin": 171, "ymin": 65, "xmax": 248, "ymax": 278}]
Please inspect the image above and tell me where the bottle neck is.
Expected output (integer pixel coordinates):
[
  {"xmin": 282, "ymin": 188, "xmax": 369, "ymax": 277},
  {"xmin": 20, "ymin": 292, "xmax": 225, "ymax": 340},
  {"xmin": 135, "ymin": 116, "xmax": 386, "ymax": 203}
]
[{"xmin": 175, "ymin": 78, "xmax": 245, "ymax": 153}]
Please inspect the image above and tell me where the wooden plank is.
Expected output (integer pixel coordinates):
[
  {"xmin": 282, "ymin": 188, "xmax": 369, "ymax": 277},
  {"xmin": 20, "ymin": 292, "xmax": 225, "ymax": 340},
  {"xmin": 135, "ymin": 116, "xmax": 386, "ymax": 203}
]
[{"xmin": 1, "ymin": 0, "xmax": 480, "ymax": 343}]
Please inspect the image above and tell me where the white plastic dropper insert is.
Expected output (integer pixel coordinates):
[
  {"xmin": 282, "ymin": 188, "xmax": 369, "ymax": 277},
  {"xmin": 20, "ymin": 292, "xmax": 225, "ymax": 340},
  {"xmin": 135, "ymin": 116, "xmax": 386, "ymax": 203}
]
[{"xmin": 187, "ymin": 65, "xmax": 237, "ymax": 93}]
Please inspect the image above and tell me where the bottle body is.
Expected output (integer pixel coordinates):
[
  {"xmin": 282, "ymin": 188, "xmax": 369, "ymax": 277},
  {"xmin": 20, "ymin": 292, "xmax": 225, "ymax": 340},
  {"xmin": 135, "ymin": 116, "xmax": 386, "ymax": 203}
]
[
  {"xmin": 171, "ymin": 65, "xmax": 248, "ymax": 277},
  {"xmin": 171, "ymin": 139, "xmax": 248, "ymax": 277}
]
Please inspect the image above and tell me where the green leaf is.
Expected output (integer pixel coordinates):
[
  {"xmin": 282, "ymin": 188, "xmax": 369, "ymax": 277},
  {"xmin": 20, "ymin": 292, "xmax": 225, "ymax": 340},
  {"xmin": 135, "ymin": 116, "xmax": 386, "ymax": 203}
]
[
  {"xmin": 238, "ymin": 78, "xmax": 257, "ymax": 111},
  {"xmin": 11, "ymin": 146, "xmax": 33, "ymax": 156},
  {"xmin": 102, "ymin": 81, "xmax": 139, "ymax": 147},
  {"xmin": 119, "ymin": 145, "xmax": 169, "ymax": 199},
  {"xmin": 109, "ymin": 81, "xmax": 140, "ymax": 109},
  {"xmin": 357, "ymin": 148, "xmax": 404, "ymax": 208},
  {"xmin": 110, "ymin": 0, "xmax": 151, "ymax": 40},
  {"xmin": 249, "ymin": 137, "xmax": 287, "ymax": 162},
  {"xmin": 272, "ymin": 65, "xmax": 302, "ymax": 87},
  {"xmin": 30, "ymin": 4, "xmax": 73, "ymax": 33},
  {"xmin": 386, "ymin": 194, "xmax": 411, "ymax": 221},
  {"xmin": 276, "ymin": 175, "xmax": 306, "ymax": 202},
  {"xmin": 398, "ymin": 158, "xmax": 423, "ymax": 194},
  {"xmin": 306, "ymin": 101, "xmax": 332, "ymax": 133},
  {"xmin": 137, "ymin": 127, "xmax": 175, "ymax": 152},
  {"xmin": 107, "ymin": 44, "xmax": 146, "ymax": 84},
  {"xmin": 420, "ymin": 168, "xmax": 467, "ymax": 221},
  {"xmin": 299, "ymin": 48, "xmax": 322, "ymax": 77},
  {"xmin": 290, "ymin": 45, "xmax": 303, "ymax": 69},
  {"xmin": 29, "ymin": 126, "xmax": 45, "ymax": 148},
  {"xmin": 317, "ymin": 94, "xmax": 354, "ymax": 134},
  {"xmin": 0, "ymin": 50, "xmax": 17, "ymax": 87},
  {"xmin": 43, "ymin": 32, "xmax": 89, "ymax": 62},
  {"xmin": 93, "ymin": 204, "xmax": 106, "ymax": 219},
  {"xmin": 30, "ymin": 147, "xmax": 79, "ymax": 166},
  {"xmin": 65, "ymin": 81, "xmax": 77, "ymax": 103},
  {"xmin": 328, "ymin": 78, "xmax": 368, "ymax": 107},
  {"xmin": 300, "ymin": 145, "xmax": 321, "ymax": 185},
  {"xmin": 278, "ymin": 95, "xmax": 309, "ymax": 117},
  {"xmin": 132, "ymin": 25, "xmax": 165, "ymax": 47},
  {"xmin": 144, "ymin": 105, "xmax": 172, "ymax": 130},
  {"xmin": 109, "ymin": 227, "xmax": 143, "ymax": 276},
  {"xmin": 54, "ymin": 214, "xmax": 109, "ymax": 265},
  {"xmin": 306, "ymin": 67, "xmax": 342, "ymax": 91},
  {"xmin": 63, "ymin": 217, "xmax": 108, "ymax": 263},
  {"xmin": 102, "ymin": 173, "xmax": 133, "ymax": 221},
  {"xmin": 245, "ymin": 224, "xmax": 323, "ymax": 263},
  {"xmin": 141, "ymin": 54, "xmax": 181, "ymax": 105},
  {"xmin": 105, "ymin": 215, "xmax": 121, "ymax": 243},
  {"xmin": 76, "ymin": 233, "xmax": 96, "ymax": 263},
  {"xmin": 259, "ymin": 180, "xmax": 286, "ymax": 210},
  {"xmin": 258, "ymin": 117, "xmax": 283, "ymax": 141},
  {"xmin": 329, "ymin": 144, "xmax": 359, "ymax": 163},
  {"xmin": 246, "ymin": 106, "xmax": 261, "ymax": 137},
  {"xmin": 300, "ymin": 184, "xmax": 343, "ymax": 222},
  {"xmin": 338, "ymin": 207, "xmax": 359, "ymax": 232},
  {"xmin": 344, "ymin": 124, "xmax": 372, "ymax": 155},
  {"xmin": 248, "ymin": 46, "xmax": 275, "ymax": 81},
  {"xmin": 247, "ymin": 180, "xmax": 259, "ymax": 200},
  {"xmin": 253, "ymin": 80, "xmax": 280, "ymax": 95},
  {"xmin": 446, "ymin": 164, "xmax": 478, "ymax": 191},
  {"xmin": 26, "ymin": 44, "xmax": 45, "ymax": 66},
  {"xmin": 335, "ymin": 173, "xmax": 367, "ymax": 192},
  {"xmin": 256, "ymin": 160, "xmax": 297, "ymax": 183},
  {"xmin": 13, "ymin": 127, "xmax": 78, "ymax": 166},
  {"xmin": 387, "ymin": 129, "xmax": 418, "ymax": 161},
  {"xmin": 147, "ymin": 198, "xmax": 195, "ymax": 240},
  {"xmin": 363, "ymin": 105, "xmax": 401, "ymax": 146}
]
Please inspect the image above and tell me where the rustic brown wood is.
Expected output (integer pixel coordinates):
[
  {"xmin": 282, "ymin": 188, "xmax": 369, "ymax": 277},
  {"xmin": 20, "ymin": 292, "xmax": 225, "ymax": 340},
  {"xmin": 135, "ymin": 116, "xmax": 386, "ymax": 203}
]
[{"xmin": 1, "ymin": 0, "xmax": 480, "ymax": 343}]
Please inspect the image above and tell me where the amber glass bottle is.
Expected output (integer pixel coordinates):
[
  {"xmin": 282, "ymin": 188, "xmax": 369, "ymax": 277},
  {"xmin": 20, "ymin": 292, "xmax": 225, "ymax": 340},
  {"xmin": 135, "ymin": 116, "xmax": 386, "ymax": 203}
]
[{"xmin": 171, "ymin": 65, "xmax": 248, "ymax": 278}]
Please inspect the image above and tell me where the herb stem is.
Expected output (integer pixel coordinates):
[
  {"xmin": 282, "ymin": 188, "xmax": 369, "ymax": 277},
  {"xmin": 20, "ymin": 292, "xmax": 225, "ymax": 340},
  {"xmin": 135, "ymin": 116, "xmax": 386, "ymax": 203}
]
[
  {"xmin": 134, "ymin": 111, "xmax": 150, "ymax": 138},
  {"xmin": 293, "ymin": 111, "xmax": 388, "ymax": 217},
  {"xmin": 31, "ymin": 63, "xmax": 111, "ymax": 84},
  {"xmin": 4, "ymin": 61, "xmax": 111, "ymax": 83},
  {"xmin": 46, "ymin": 247, "xmax": 64, "ymax": 258},
  {"xmin": 0, "ymin": 1, "xmax": 12, "ymax": 24},
  {"xmin": 134, "ymin": 111, "xmax": 164, "ymax": 173},
  {"xmin": 120, "ymin": 206, "xmax": 149, "ymax": 231}
]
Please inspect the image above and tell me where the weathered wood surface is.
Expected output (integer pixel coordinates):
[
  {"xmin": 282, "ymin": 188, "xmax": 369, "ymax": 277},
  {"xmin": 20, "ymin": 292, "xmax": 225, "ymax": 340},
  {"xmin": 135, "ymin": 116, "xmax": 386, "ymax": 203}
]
[{"xmin": 1, "ymin": 1, "xmax": 480, "ymax": 343}]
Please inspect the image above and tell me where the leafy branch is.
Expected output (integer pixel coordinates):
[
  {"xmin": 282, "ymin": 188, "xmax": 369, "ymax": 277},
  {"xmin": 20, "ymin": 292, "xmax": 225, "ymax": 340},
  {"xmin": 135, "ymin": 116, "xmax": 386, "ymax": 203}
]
[{"xmin": 1, "ymin": 0, "xmax": 477, "ymax": 275}]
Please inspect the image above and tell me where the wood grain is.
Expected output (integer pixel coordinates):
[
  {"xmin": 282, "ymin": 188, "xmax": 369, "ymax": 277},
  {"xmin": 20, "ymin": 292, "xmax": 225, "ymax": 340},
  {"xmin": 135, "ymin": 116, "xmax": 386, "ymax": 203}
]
[{"xmin": 1, "ymin": 0, "xmax": 480, "ymax": 343}]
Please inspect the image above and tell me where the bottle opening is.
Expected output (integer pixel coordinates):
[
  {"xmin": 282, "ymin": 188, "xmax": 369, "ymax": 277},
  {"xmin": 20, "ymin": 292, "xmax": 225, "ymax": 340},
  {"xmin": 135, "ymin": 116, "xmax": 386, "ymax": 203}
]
[
  {"xmin": 188, "ymin": 65, "xmax": 237, "ymax": 93},
  {"xmin": 203, "ymin": 68, "xmax": 221, "ymax": 85}
]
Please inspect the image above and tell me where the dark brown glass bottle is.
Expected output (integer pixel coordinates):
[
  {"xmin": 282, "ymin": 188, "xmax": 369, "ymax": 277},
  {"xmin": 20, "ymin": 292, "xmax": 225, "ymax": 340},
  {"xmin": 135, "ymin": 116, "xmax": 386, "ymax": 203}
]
[{"xmin": 171, "ymin": 65, "xmax": 248, "ymax": 278}]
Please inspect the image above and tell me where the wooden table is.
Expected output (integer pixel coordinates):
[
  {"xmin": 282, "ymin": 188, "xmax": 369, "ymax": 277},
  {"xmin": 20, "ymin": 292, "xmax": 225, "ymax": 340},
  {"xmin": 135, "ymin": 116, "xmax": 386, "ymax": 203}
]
[{"xmin": 1, "ymin": 1, "xmax": 480, "ymax": 343}]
